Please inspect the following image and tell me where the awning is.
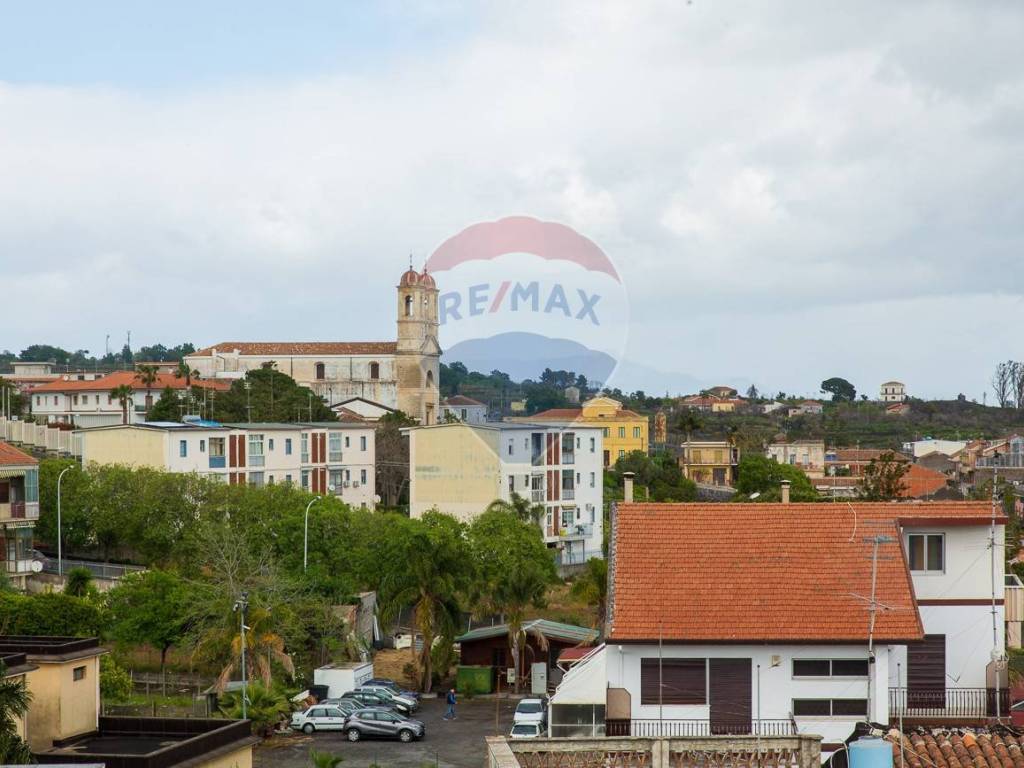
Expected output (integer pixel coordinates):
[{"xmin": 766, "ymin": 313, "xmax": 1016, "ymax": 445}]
[{"xmin": 0, "ymin": 469, "xmax": 27, "ymax": 479}]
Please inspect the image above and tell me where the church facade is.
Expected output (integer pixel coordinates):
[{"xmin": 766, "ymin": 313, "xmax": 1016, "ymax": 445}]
[{"xmin": 184, "ymin": 268, "xmax": 441, "ymax": 424}]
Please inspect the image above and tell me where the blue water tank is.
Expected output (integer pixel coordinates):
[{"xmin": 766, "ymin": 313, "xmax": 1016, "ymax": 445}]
[{"xmin": 849, "ymin": 736, "xmax": 893, "ymax": 768}]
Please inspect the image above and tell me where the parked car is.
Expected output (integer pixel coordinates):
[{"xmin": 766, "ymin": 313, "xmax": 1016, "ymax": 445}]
[
  {"xmin": 365, "ymin": 677, "xmax": 421, "ymax": 701},
  {"xmin": 340, "ymin": 690, "xmax": 404, "ymax": 713},
  {"xmin": 344, "ymin": 707, "xmax": 425, "ymax": 743},
  {"xmin": 356, "ymin": 684, "xmax": 418, "ymax": 711},
  {"xmin": 510, "ymin": 722, "xmax": 546, "ymax": 739},
  {"xmin": 320, "ymin": 698, "xmax": 361, "ymax": 716},
  {"xmin": 290, "ymin": 704, "xmax": 349, "ymax": 733},
  {"xmin": 513, "ymin": 698, "xmax": 547, "ymax": 726}
]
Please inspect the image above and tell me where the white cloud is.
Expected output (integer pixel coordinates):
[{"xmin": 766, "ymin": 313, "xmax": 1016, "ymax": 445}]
[{"xmin": 0, "ymin": 0, "xmax": 1022, "ymax": 398}]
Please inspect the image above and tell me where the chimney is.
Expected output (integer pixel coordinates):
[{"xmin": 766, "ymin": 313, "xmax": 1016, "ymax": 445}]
[
  {"xmin": 780, "ymin": 479, "xmax": 791, "ymax": 505},
  {"xmin": 623, "ymin": 471, "xmax": 636, "ymax": 503}
]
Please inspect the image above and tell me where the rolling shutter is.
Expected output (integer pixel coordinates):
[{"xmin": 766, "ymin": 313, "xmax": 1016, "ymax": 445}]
[
  {"xmin": 709, "ymin": 658, "xmax": 751, "ymax": 734},
  {"xmin": 640, "ymin": 658, "xmax": 706, "ymax": 705}
]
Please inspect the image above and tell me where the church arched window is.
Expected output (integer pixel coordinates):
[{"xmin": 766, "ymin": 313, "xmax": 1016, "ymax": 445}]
[
  {"xmin": 315, "ymin": 362, "xmax": 325, "ymax": 380},
  {"xmin": 405, "ymin": 295, "xmax": 413, "ymax": 317},
  {"xmin": 369, "ymin": 361, "xmax": 380, "ymax": 380},
  {"xmin": 426, "ymin": 370, "xmax": 435, "ymax": 388}
]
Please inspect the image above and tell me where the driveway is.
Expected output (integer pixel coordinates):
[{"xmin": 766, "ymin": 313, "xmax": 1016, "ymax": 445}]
[{"xmin": 255, "ymin": 696, "xmax": 518, "ymax": 768}]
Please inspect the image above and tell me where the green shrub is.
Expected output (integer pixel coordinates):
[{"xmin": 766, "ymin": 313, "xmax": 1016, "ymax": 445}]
[
  {"xmin": 100, "ymin": 656, "xmax": 133, "ymax": 700},
  {"xmin": 0, "ymin": 591, "xmax": 106, "ymax": 637}
]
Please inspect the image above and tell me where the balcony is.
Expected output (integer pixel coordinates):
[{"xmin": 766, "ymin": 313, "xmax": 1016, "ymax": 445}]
[
  {"xmin": 889, "ymin": 687, "xmax": 1009, "ymax": 719},
  {"xmin": 606, "ymin": 719, "xmax": 796, "ymax": 737},
  {"xmin": 208, "ymin": 456, "xmax": 226, "ymax": 469},
  {"xmin": 531, "ymin": 489, "xmax": 545, "ymax": 503},
  {"xmin": 0, "ymin": 501, "xmax": 38, "ymax": 521},
  {"xmin": 561, "ymin": 453, "xmax": 575, "ymax": 465},
  {"xmin": 562, "ymin": 487, "xmax": 575, "ymax": 500},
  {"xmin": 3, "ymin": 558, "xmax": 38, "ymax": 575}
]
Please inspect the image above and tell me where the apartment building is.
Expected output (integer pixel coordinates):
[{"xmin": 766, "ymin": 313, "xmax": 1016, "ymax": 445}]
[
  {"xmin": 28, "ymin": 370, "xmax": 230, "ymax": 428},
  {"xmin": 406, "ymin": 422, "xmax": 604, "ymax": 563},
  {"xmin": 0, "ymin": 442, "xmax": 39, "ymax": 588},
  {"xmin": 766, "ymin": 439, "xmax": 826, "ymax": 478},
  {"xmin": 880, "ymin": 380, "xmax": 907, "ymax": 402},
  {"xmin": 678, "ymin": 440, "xmax": 739, "ymax": 486},
  {"xmin": 584, "ymin": 499, "xmax": 1006, "ymax": 758},
  {"xmin": 76, "ymin": 420, "xmax": 376, "ymax": 508},
  {"xmin": 509, "ymin": 396, "xmax": 647, "ymax": 467}
]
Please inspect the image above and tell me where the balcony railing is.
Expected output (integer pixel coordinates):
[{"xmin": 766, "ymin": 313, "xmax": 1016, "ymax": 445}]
[
  {"xmin": 531, "ymin": 490, "xmax": 545, "ymax": 503},
  {"xmin": 562, "ymin": 453, "xmax": 575, "ymax": 465},
  {"xmin": 889, "ymin": 687, "xmax": 1009, "ymax": 718},
  {"xmin": 606, "ymin": 719, "xmax": 796, "ymax": 737},
  {"xmin": 562, "ymin": 487, "xmax": 575, "ymax": 500},
  {"xmin": 978, "ymin": 455, "xmax": 1024, "ymax": 468}
]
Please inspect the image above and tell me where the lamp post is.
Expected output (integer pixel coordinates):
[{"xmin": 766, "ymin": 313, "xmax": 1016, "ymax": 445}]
[
  {"xmin": 56, "ymin": 466, "xmax": 72, "ymax": 577},
  {"xmin": 304, "ymin": 496, "xmax": 321, "ymax": 572},
  {"xmin": 233, "ymin": 592, "xmax": 249, "ymax": 720}
]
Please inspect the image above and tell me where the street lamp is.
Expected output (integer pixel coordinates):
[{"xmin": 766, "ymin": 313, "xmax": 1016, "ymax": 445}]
[
  {"xmin": 303, "ymin": 496, "xmax": 321, "ymax": 572},
  {"xmin": 56, "ymin": 466, "xmax": 72, "ymax": 577},
  {"xmin": 232, "ymin": 592, "xmax": 249, "ymax": 720}
]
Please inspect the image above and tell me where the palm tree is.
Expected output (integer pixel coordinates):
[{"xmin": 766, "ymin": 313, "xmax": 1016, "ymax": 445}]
[
  {"xmin": 110, "ymin": 384, "xmax": 134, "ymax": 425},
  {"xmin": 64, "ymin": 566, "xmax": 94, "ymax": 597},
  {"xmin": 485, "ymin": 492, "xmax": 544, "ymax": 524},
  {"xmin": 498, "ymin": 568, "xmax": 551, "ymax": 694},
  {"xmin": 570, "ymin": 557, "xmax": 608, "ymax": 633},
  {"xmin": 136, "ymin": 365, "xmax": 159, "ymax": 415},
  {"xmin": 677, "ymin": 409, "xmax": 704, "ymax": 443},
  {"xmin": 309, "ymin": 749, "xmax": 345, "ymax": 768},
  {"xmin": 200, "ymin": 606, "xmax": 296, "ymax": 692},
  {"xmin": 175, "ymin": 361, "xmax": 197, "ymax": 415},
  {"xmin": 217, "ymin": 681, "xmax": 291, "ymax": 737},
  {"xmin": 0, "ymin": 663, "xmax": 33, "ymax": 764}
]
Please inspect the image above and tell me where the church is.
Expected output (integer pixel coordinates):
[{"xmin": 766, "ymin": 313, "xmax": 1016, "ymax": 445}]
[{"xmin": 184, "ymin": 267, "xmax": 441, "ymax": 424}]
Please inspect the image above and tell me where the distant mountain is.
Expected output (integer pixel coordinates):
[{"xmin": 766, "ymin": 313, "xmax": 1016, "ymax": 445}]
[{"xmin": 443, "ymin": 332, "xmax": 617, "ymax": 385}]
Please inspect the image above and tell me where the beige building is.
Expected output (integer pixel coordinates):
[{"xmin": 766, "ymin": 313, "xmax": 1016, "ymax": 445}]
[
  {"xmin": 766, "ymin": 439, "xmax": 826, "ymax": 478},
  {"xmin": 679, "ymin": 440, "xmax": 739, "ymax": 486},
  {"xmin": 185, "ymin": 267, "xmax": 441, "ymax": 424},
  {"xmin": 880, "ymin": 380, "xmax": 906, "ymax": 402}
]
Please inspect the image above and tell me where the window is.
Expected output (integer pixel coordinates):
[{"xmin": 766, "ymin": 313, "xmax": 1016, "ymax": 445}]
[
  {"xmin": 370, "ymin": 361, "xmax": 380, "ymax": 380},
  {"xmin": 179, "ymin": 440, "xmax": 187, "ymax": 458},
  {"xmin": 634, "ymin": 426, "xmax": 642, "ymax": 438},
  {"xmin": 315, "ymin": 362, "xmax": 326, "ymax": 380},
  {"xmin": 55, "ymin": 396, "xmax": 59, "ymax": 405},
  {"xmin": 618, "ymin": 426, "xmax": 625, "ymax": 438},
  {"xmin": 73, "ymin": 394, "xmax": 78, "ymax": 405},
  {"xmin": 792, "ymin": 699, "xmax": 867, "ymax": 717},
  {"xmin": 793, "ymin": 659, "xmax": 868, "ymax": 677},
  {"xmin": 405, "ymin": 294, "xmax": 413, "ymax": 316},
  {"xmin": 200, "ymin": 439, "xmax": 206, "ymax": 453},
  {"xmin": 908, "ymin": 533, "xmax": 944, "ymax": 572},
  {"xmin": 328, "ymin": 433, "xmax": 343, "ymax": 462},
  {"xmin": 82, "ymin": 395, "xmax": 88, "ymax": 404},
  {"xmin": 248, "ymin": 434, "xmax": 265, "ymax": 467},
  {"xmin": 508, "ymin": 440, "xmax": 514, "ymax": 456},
  {"xmin": 360, "ymin": 435, "xmax": 367, "ymax": 451},
  {"xmin": 360, "ymin": 469, "xmax": 367, "ymax": 484},
  {"xmin": 301, "ymin": 470, "xmax": 310, "ymax": 489},
  {"xmin": 640, "ymin": 658, "xmax": 706, "ymax": 705},
  {"xmin": 508, "ymin": 475, "xmax": 515, "ymax": 494},
  {"xmin": 602, "ymin": 428, "xmax": 609, "ymax": 438},
  {"xmin": 301, "ymin": 434, "xmax": 309, "ymax": 463},
  {"xmin": 73, "ymin": 666, "xmax": 86, "ymax": 682},
  {"xmin": 248, "ymin": 472, "xmax": 265, "ymax": 487},
  {"xmin": 209, "ymin": 438, "xmax": 225, "ymax": 457},
  {"xmin": 285, "ymin": 438, "xmax": 292, "ymax": 455},
  {"xmin": 618, "ymin": 449, "xmax": 625, "ymax": 459},
  {"xmin": 590, "ymin": 437, "xmax": 596, "ymax": 453},
  {"xmin": 330, "ymin": 469, "xmax": 344, "ymax": 491},
  {"xmin": 590, "ymin": 472, "xmax": 596, "ymax": 488},
  {"xmin": 35, "ymin": 396, "xmax": 40, "ymax": 406},
  {"xmin": 268, "ymin": 438, "xmax": 275, "ymax": 451},
  {"xmin": 344, "ymin": 435, "xmax": 350, "ymax": 448}
]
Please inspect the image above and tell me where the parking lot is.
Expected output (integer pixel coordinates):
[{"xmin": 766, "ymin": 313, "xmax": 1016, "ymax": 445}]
[{"xmin": 255, "ymin": 696, "xmax": 518, "ymax": 768}]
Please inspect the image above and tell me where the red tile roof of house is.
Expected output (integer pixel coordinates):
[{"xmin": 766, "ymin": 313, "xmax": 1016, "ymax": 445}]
[
  {"xmin": 608, "ymin": 501, "xmax": 1002, "ymax": 644},
  {"xmin": 190, "ymin": 342, "xmax": 396, "ymax": 357},
  {"xmin": 27, "ymin": 371, "xmax": 232, "ymax": 394},
  {"xmin": 557, "ymin": 646, "xmax": 595, "ymax": 663},
  {"xmin": 0, "ymin": 441, "xmax": 37, "ymax": 467},
  {"xmin": 900, "ymin": 463, "xmax": 950, "ymax": 498},
  {"xmin": 886, "ymin": 728, "xmax": 1024, "ymax": 768},
  {"xmin": 443, "ymin": 395, "xmax": 486, "ymax": 407}
]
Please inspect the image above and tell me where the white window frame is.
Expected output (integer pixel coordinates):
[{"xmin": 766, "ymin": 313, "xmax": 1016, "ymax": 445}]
[{"xmin": 907, "ymin": 532, "xmax": 945, "ymax": 573}]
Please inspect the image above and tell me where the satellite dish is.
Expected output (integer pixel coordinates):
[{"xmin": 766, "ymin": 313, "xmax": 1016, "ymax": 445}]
[
  {"xmin": 749, "ymin": 492, "xmax": 761, "ymax": 500},
  {"xmin": 374, "ymin": 494, "xmax": 382, "ymax": 504},
  {"xmin": 30, "ymin": 561, "xmax": 43, "ymax": 574},
  {"xmin": 328, "ymin": 484, "xmax": 336, "ymax": 492}
]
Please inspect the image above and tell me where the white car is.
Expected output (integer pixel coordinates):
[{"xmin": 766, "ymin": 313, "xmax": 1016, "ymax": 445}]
[
  {"xmin": 510, "ymin": 722, "xmax": 546, "ymax": 739},
  {"xmin": 290, "ymin": 704, "xmax": 349, "ymax": 733},
  {"xmin": 513, "ymin": 698, "xmax": 547, "ymax": 727}
]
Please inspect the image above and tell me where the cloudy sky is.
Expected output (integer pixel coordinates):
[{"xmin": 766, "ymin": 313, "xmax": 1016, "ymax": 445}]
[{"xmin": 2, "ymin": 1, "xmax": 1022, "ymax": 400}]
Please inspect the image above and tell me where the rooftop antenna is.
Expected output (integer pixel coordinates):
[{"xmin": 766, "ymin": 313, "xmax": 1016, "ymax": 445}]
[{"xmin": 864, "ymin": 533, "xmax": 894, "ymax": 723}]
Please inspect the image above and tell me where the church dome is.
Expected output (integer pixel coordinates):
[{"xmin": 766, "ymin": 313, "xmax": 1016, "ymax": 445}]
[
  {"xmin": 399, "ymin": 268, "xmax": 421, "ymax": 287},
  {"xmin": 418, "ymin": 270, "xmax": 436, "ymax": 289}
]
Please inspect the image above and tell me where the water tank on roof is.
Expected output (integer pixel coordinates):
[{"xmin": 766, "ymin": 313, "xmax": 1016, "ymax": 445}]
[{"xmin": 849, "ymin": 736, "xmax": 893, "ymax": 768}]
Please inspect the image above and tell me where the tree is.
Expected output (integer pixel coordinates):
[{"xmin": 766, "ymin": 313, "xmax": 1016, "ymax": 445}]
[
  {"xmin": 992, "ymin": 361, "xmax": 1015, "ymax": 408},
  {"xmin": 19, "ymin": 344, "xmax": 71, "ymax": 364},
  {"xmin": 121, "ymin": 343, "xmax": 133, "ymax": 367},
  {"xmin": 379, "ymin": 512, "xmax": 472, "ymax": 692},
  {"xmin": 108, "ymin": 570, "xmax": 191, "ymax": 692},
  {"xmin": 217, "ymin": 682, "xmax": 291, "ymax": 737},
  {"xmin": 136, "ymin": 365, "xmax": 159, "ymax": 415},
  {"xmin": 859, "ymin": 451, "xmax": 911, "ymax": 501},
  {"xmin": 468, "ymin": 509, "xmax": 558, "ymax": 693},
  {"xmin": 485, "ymin": 492, "xmax": 544, "ymax": 524},
  {"xmin": 110, "ymin": 384, "xmax": 134, "ymax": 424},
  {"xmin": 63, "ymin": 566, "xmax": 94, "ymax": 597},
  {"xmin": 148, "ymin": 386, "xmax": 181, "ymax": 422},
  {"xmin": 0, "ymin": 663, "xmax": 32, "ymax": 764},
  {"xmin": 677, "ymin": 410, "xmax": 704, "ymax": 442},
  {"xmin": 734, "ymin": 455, "xmax": 818, "ymax": 502},
  {"xmin": 821, "ymin": 377, "xmax": 856, "ymax": 402},
  {"xmin": 570, "ymin": 557, "xmax": 608, "ymax": 634},
  {"xmin": 609, "ymin": 451, "xmax": 697, "ymax": 502},
  {"xmin": 376, "ymin": 411, "xmax": 416, "ymax": 508},
  {"xmin": 208, "ymin": 368, "xmax": 335, "ymax": 423},
  {"xmin": 745, "ymin": 384, "xmax": 759, "ymax": 401}
]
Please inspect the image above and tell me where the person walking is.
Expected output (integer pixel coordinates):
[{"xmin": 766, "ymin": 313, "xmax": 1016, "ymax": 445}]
[{"xmin": 443, "ymin": 688, "xmax": 457, "ymax": 720}]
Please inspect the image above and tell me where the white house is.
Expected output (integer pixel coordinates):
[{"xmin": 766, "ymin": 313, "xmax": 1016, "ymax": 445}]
[
  {"xmin": 880, "ymin": 381, "xmax": 906, "ymax": 402},
  {"xmin": 406, "ymin": 422, "xmax": 604, "ymax": 564},
  {"xmin": 902, "ymin": 439, "xmax": 968, "ymax": 459},
  {"xmin": 440, "ymin": 395, "xmax": 488, "ymax": 424},
  {"xmin": 76, "ymin": 420, "xmax": 377, "ymax": 508},
  {"xmin": 570, "ymin": 499, "xmax": 1005, "ymax": 759},
  {"xmin": 766, "ymin": 439, "xmax": 826, "ymax": 478}
]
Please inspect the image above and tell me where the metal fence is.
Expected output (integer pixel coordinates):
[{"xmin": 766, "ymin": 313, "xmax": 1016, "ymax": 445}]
[
  {"xmin": 889, "ymin": 687, "xmax": 1009, "ymax": 718},
  {"xmin": 40, "ymin": 555, "xmax": 145, "ymax": 580},
  {"xmin": 607, "ymin": 719, "xmax": 797, "ymax": 737}
]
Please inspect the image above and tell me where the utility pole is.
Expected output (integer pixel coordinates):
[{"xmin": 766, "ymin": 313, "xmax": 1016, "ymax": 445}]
[
  {"xmin": 864, "ymin": 534, "xmax": 894, "ymax": 723},
  {"xmin": 991, "ymin": 453, "xmax": 1004, "ymax": 720},
  {"xmin": 233, "ymin": 592, "xmax": 249, "ymax": 720}
]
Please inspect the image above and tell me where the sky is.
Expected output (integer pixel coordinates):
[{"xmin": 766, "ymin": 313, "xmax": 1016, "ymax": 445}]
[{"xmin": 2, "ymin": 0, "xmax": 1022, "ymax": 400}]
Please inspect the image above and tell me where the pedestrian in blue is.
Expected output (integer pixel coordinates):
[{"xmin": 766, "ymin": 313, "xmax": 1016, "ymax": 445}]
[{"xmin": 443, "ymin": 688, "xmax": 457, "ymax": 720}]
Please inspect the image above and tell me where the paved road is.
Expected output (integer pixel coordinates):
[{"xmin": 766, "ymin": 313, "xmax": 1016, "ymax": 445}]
[{"xmin": 255, "ymin": 697, "xmax": 517, "ymax": 768}]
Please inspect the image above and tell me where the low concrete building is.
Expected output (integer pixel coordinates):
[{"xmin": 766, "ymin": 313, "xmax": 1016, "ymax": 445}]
[
  {"xmin": 441, "ymin": 394, "xmax": 488, "ymax": 424},
  {"xmin": 766, "ymin": 439, "xmax": 826, "ymax": 478},
  {"xmin": 678, "ymin": 440, "xmax": 739, "ymax": 487}
]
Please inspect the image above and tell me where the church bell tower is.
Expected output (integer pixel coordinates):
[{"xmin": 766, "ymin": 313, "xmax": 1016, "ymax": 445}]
[{"xmin": 395, "ymin": 266, "xmax": 441, "ymax": 424}]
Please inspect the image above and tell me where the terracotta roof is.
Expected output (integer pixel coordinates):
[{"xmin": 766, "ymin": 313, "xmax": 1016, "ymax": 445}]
[
  {"xmin": 190, "ymin": 342, "xmax": 397, "ymax": 357},
  {"xmin": 900, "ymin": 464, "xmax": 950, "ymax": 498},
  {"xmin": 608, "ymin": 502, "xmax": 1003, "ymax": 644},
  {"xmin": 443, "ymin": 395, "xmax": 486, "ymax": 407},
  {"xmin": 28, "ymin": 371, "xmax": 231, "ymax": 394},
  {"xmin": 0, "ymin": 441, "xmax": 37, "ymax": 467},
  {"xmin": 557, "ymin": 647, "xmax": 596, "ymax": 663},
  {"xmin": 886, "ymin": 728, "xmax": 1024, "ymax": 768},
  {"xmin": 334, "ymin": 408, "xmax": 369, "ymax": 423}
]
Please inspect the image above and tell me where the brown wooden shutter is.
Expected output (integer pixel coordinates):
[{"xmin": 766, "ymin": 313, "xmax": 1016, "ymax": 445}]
[
  {"xmin": 709, "ymin": 658, "xmax": 751, "ymax": 734},
  {"xmin": 238, "ymin": 435, "xmax": 246, "ymax": 466},
  {"xmin": 908, "ymin": 634, "xmax": 946, "ymax": 707},
  {"xmin": 229, "ymin": 436, "xmax": 237, "ymax": 468},
  {"xmin": 640, "ymin": 658, "xmax": 706, "ymax": 705}
]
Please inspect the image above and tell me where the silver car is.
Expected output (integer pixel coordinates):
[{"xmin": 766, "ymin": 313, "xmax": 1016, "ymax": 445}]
[
  {"xmin": 290, "ymin": 704, "xmax": 349, "ymax": 733},
  {"xmin": 344, "ymin": 707, "xmax": 425, "ymax": 743}
]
